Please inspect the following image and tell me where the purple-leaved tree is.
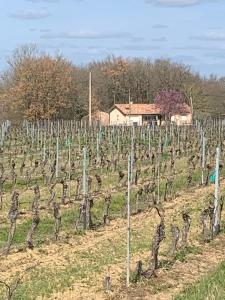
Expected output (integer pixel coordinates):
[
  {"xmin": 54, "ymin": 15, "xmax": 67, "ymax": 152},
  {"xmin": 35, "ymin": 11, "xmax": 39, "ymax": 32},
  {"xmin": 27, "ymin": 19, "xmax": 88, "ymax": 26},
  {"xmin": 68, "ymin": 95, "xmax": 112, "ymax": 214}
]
[{"xmin": 154, "ymin": 90, "xmax": 189, "ymax": 119}]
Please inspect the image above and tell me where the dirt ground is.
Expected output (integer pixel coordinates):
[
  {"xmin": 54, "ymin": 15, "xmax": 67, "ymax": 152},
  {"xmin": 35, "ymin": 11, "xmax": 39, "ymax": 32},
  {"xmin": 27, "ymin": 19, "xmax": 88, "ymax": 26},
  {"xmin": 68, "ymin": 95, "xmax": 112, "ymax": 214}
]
[{"xmin": 1, "ymin": 181, "xmax": 225, "ymax": 300}]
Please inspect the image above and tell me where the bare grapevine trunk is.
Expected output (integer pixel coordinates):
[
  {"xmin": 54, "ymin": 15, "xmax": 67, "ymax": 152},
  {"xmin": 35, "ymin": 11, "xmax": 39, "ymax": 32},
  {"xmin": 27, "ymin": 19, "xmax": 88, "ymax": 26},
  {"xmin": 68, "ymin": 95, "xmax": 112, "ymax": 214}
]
[
  {"xmin": 181, "ymin": 211, "xmax": 191, "ymax": 247},
  {"xmin": 170, "ymin": 224, "xmax": 180, "ymax": 255},
  {"xmin": 4, "ymin": 191, "xmax": 19, "ymax": 255},
  {"xmin": 26, "ymin": 185, "xmax": 40, "ymax": 249},
  {"xmin": 53, "ymin": 202, "xmax": 61, "ymax": 240}
]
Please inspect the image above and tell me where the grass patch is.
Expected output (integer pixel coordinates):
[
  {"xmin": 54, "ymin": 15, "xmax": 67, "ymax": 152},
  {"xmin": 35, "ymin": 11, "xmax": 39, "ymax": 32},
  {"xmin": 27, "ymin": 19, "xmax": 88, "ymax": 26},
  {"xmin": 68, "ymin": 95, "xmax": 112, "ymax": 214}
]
[
  {"xmin": 174, "ymin": 246, "xmax": 203, "ymax": 263},
  {"xmin": 175, "ymin": 261, "xmax": 225, "ymax": 300}
]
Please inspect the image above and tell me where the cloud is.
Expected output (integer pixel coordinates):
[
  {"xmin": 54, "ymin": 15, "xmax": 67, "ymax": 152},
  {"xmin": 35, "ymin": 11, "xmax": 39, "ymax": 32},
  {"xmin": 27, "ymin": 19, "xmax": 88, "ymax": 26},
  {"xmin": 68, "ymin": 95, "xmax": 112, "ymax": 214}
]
[
  {"xmin": 208, "ymin": 26, "xmax": 222, "ymax": 30},
  {"xmin": 29, "ymin": 28, "xmax": 51, "ymax": 32},
  {"xmin": 39, "ymin": 42, "xmax": 79, "ymax": 49},
  {"xmin": 40, "ymin": 31, "xmax": 137, "ymax": 40},
  {"xmin": 27, "ymin": 0, "xmax": 59, "ymax": 3},
  {"xmin": 85, "ymin": 48, "xmax": 109, "ymax": 55},
  {"xmin": 113, "ymin": 45, "xmax": 160, "ymax": 51},
  {"xmin": 145, "ymin": 0, "xmax": 220, "ymax": 7},
  {"xmin": 0, "ymin": 49, "xmax": 12, "ymax": 56},
  {"xmin": 152, "ymin": 24, "xmax": 168, "ymax": 29},
  {"xmin": 171, "ymin": 54, "xmax": 198, "ymax": 61},
  {"xmin": 204, "ymin": 52, "xmax": 225, "ymax": 59},
  {"xmin": 151, "ymin": 37, "xmax": 167, "ymax": 42},
  {"xmin": 172, "ymin": 45, "xmax": 225, "ymax": 51},
  {"xmin": 10, "ymin": 9, "xmax": 51, "ymax": 20},
  {"xmin": 131, "ymin": 37, "xmax": 146, "ymax": 43},
  {"xmin": 40, "ymin": 29, "xmax": 51, "ymax": 32},
  {"xmin": 27, "ymin": 0, "xmax": 83, "ymax": 2},
  {"xmin": 190, "ymin": 32, "xmax": 225, "ymax": 41}
]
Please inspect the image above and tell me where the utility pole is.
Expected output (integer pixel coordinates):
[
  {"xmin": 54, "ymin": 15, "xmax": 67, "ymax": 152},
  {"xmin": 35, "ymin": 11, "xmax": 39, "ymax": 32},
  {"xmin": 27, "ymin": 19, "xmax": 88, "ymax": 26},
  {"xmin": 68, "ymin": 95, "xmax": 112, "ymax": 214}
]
[{"xmin": 89, "ymin": 71, "xmax": 92, "ymax": 127}]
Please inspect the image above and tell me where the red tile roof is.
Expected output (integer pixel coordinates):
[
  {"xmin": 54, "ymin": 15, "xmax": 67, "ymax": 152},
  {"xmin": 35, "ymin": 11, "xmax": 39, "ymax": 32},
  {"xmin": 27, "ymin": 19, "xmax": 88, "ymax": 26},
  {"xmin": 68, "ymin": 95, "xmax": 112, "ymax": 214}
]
[
  {"xmin": 110, "ymin": 103, "xmax": 191, "ymax": 116},
  {"xmin": 111, "ymin": 103, "xmax": 161, "ymax": 115}
]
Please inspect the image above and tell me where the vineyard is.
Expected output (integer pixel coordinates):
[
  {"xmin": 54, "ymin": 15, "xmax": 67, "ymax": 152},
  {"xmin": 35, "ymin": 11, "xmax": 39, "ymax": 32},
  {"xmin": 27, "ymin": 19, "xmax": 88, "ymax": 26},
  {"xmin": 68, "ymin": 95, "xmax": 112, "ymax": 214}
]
[{"xmin": 0, "ymin": 119, "xmax": 225, "ymax": 300}]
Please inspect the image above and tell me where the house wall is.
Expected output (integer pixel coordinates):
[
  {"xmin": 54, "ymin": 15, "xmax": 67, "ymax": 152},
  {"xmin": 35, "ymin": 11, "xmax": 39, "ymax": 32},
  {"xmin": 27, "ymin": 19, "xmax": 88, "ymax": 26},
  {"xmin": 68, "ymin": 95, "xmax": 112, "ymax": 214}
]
[
  {"xmin": 171, "ymin": 114, "xmax": 192, "ymax": 126},
  {"xmin": 129, "ymin": 115, "xmax": 142, "ymax": 126},
  {"xmin": 109, "ymin": 108, "xmax": 143, "ymax": 125},
  {"xmin": 110, "ymin": 108, "xmax": 128, "ymax": 125}
]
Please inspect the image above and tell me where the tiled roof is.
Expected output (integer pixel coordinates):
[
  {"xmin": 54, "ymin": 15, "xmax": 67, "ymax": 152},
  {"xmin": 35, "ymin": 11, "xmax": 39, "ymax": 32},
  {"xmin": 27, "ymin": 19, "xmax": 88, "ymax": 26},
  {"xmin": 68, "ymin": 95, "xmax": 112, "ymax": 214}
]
[
  {"xmin": 112, "ymin": 104, "xmax": 162, "ymax": 115},
  {"xmin": 111, "ymin": 103, "xmax": 191, "ymax": 116}
]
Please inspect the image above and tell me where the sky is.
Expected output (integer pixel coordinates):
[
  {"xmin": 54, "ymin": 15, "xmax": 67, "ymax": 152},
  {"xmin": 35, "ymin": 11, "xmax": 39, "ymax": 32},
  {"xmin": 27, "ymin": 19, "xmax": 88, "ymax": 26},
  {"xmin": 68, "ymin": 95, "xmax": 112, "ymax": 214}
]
[{"xmin": 0, "ymin": 0, "xmax": 225, "ymax": 77}]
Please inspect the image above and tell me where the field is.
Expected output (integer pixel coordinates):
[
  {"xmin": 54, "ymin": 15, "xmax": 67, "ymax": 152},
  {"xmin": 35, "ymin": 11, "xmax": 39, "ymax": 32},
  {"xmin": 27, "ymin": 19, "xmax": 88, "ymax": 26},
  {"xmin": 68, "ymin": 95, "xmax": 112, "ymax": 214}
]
[{"xmin": 0, "ymin": 119, "xmax": 225, "ymax": 300}]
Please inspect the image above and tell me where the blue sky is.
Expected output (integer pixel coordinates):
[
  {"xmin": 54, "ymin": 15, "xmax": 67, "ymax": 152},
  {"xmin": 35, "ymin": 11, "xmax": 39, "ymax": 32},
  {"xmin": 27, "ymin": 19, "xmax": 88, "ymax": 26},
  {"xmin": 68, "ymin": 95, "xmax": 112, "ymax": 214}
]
[{"xmin": 0, "ymin": 0, "xmax": 225, "ymax": 77}]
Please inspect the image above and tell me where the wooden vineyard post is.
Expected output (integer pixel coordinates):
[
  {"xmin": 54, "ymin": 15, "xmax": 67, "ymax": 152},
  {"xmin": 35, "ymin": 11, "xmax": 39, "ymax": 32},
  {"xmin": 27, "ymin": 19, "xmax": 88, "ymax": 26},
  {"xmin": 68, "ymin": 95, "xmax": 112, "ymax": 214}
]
[
  {"xmin": 26, "ymin": 120, "xmax": 29, "ymax": 137},
  {"xmin": 51, "ymin": 122, "xmax": 53, "ymax": 138},
  {"xmin": 117, "ymin": 129, "xmax": 120, "ymax": 156},
  {"xmin": 165, "ymin": 125, "xmax": 168, "ymax": 147},
  {"xmin": 218, "ymin": 119, "xmax": 221, "ymax": 148},
  {"xmin": 130, "ymin": 126, "xmax": 135, "ymax": 184},
  {"xmin": 96, "ymin": 132, "xmax": 100, "ymax": 166},
  {"xmin": 201, "ymin": 135, "xmax": 206, "ymax": 185},
  {"xmin": 152, "ymin": 121, "xmax": 155, "ymax": 138},
  {"xmin": 1, "ymin": 123, "xmax": 5, "ymax": 146},
  {"xmin": 37, "ymin": 121, "xmax": 39, "ymax": 151},
  {"xmin": 56, "ymin": 136, "xmax": 59, "ymax": 178},
  {"xmin": 82, "ymin": 147, "xmax": 88, "ymax": 230},
  {"xmin": 0, "ymin": 124, "xmax": 3, "ymax": 146},
  {"xmin": 43, "ymin": 132, "xmax": 46, "ymax": 162},
  {"xmin": 127, "ymin": 154, "xmax": 131, "ymax": 287},
  {"xmin": 83, "ymin": 147, "xmax": 87, "ymax": 196},
  {"xmin": 157, "ymin": 129, "xmax": 161, "ymax": 204},
  {"xmin": 31, "ymin": 124, "xmax": 34, "ymax": 148},
  {"xmin": 68, "ymin": 142, "xmax": 71, "ymax": 201},
  {"xmin": 48, "ymin": 127, "xmax": 51, "ymax": 157},
  {"xmin": 89, "ymin": 71, "xmax": 92, "ymax": 127},
  {"xmin": 109, "ymin": 130, "xmax": 112, "ymax": 161},
  {"xmin": 177, "ymin": 126, "xmax": 180, "ymax": 150},
  {"xmin": 40, "ymin": 127, "xmax": 42, "ymax": 154},
  {"xmin": 57, "ymin": 120, "xmax": 60, "ymax": 137},
  {"xmin": 213, "ymin": 147, "xmax": 221, "ymax": 235},
  {"xmin": 148, "ymin": 128, "xmax": 151, "ymax": 158},
  {"xmin": 78, "ymin": 130, "xmax": 81, "ymax": 153}
]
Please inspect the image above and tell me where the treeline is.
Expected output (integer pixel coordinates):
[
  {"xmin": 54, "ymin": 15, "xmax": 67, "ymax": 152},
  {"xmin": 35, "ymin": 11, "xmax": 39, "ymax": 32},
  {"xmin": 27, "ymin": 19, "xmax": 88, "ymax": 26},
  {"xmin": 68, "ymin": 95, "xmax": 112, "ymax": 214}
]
[{"xmin": 0, "ymin": 45, "xmax": 225, "ymax": 121}]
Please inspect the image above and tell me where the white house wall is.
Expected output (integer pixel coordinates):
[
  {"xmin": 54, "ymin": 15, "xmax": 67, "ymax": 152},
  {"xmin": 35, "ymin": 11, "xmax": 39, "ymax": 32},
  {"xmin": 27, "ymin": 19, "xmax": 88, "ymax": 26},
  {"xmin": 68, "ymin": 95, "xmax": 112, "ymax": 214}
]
[
  {"xmin": 110, "ymin": 108, "xmax": 128, "ymax": 125},
  {"xmin": 129, "ymin": 115, "xmax": 142, "ymax": 126},
  {"xmin": 110, "ymin": 108, "xmax": 143, "ymax": 126}
]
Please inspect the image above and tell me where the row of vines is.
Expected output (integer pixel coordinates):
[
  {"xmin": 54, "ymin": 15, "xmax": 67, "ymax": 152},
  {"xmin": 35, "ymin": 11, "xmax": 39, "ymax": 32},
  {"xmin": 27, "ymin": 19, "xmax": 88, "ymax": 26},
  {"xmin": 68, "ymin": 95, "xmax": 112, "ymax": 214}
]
[{"xmin": 0, "ymin": 118, "xmax": 224, "ymax": 298}]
